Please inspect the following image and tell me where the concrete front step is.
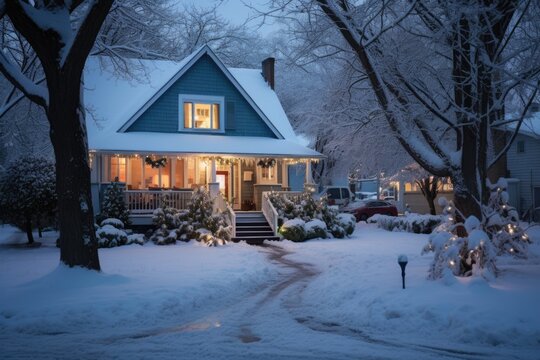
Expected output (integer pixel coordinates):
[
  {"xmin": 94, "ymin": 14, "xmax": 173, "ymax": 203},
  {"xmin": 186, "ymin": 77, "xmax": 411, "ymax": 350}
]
[
  {"xmin": 236, "ymin": 231, "xmax": 276, "ymax": 237},
  {"xmin": 235, "ymin": 225, "xmax": 273, "ymax": 231},
  {"xmin": 236, "ymin": 221, "xmax": 269, "ymax": 227},
  {"xmin": 231, "ymin": 236, "xmax": 281, "ymax": 245}
]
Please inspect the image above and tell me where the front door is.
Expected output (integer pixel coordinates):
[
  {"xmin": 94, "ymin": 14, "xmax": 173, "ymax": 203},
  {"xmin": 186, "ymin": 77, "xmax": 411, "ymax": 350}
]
[{"xmin": 216, "ymin": 171, "xmax": 229, "ymax": 199}]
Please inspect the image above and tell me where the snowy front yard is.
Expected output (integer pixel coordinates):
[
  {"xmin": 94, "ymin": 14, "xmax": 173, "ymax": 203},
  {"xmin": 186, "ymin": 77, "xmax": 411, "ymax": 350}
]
[{"xmin": 1, "ymin": 224, "xmax": 539, "ymax": 359}]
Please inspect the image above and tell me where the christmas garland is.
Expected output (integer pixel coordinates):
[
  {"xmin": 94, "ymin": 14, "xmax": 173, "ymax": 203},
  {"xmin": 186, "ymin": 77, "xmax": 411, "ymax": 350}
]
[
  {"xmin": 145, "ymin": 156, "xmax": 167, "ymax": 168},
  {"xmin": 257, "ymin": 158, "xmax": 276, "ymax": 168},
  {"xmin": 216, "ymin": 157, "xmax": 238, "ymax": 166}
]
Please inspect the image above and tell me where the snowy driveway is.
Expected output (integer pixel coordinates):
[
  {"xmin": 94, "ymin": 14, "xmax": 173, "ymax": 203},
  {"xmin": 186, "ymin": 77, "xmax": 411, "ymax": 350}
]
[{"xmin": 1, "ymin": 224, "xmax": 539, "ymax": 359}]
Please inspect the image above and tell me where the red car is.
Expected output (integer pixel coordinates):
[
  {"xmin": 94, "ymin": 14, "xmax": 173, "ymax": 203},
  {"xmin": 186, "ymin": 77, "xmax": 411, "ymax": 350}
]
[{"xmin": 347, "ymin": 200, "xmax": 398, "ymax": 222}]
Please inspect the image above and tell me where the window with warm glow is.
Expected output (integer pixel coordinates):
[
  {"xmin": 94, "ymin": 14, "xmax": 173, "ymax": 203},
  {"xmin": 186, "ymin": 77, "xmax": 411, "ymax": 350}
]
[
  {"xmin": 180, "ymin": 95, "xmax": 224, "ymax": 131},
  {"xmin": 257, "ymin": 165, "xmax": 278, "ymax": 184},
  {"xmin": 110, "ymin": 157, "xmax": 127, "ymax": 182}
]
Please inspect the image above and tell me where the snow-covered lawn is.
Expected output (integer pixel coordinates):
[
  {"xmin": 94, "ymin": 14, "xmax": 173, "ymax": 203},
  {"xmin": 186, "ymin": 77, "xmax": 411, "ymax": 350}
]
[
  {"xmin": 279, "ymin": 223, "xmax": 540, "ymax": 357},
  {"xmin": 1, "ymin": 223, "xmax": 539, "ymax": 359}
]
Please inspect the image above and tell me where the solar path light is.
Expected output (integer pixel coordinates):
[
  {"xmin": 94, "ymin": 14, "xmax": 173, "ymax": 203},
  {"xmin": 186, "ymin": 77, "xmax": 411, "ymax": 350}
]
[{"xmin": 398, "ymin": 255, "xmax": 408, "ymax": 289}]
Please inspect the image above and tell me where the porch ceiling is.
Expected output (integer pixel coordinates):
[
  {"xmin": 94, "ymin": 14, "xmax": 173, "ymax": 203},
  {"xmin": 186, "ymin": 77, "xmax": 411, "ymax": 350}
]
[{"xmin": 89, "ymin": 133, "xmax": 324, "ymax": 159}]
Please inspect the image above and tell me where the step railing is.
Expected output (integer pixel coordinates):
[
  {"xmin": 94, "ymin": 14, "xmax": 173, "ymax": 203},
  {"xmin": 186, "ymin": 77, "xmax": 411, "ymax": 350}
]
[{"xmin": 261, "ymin": 191, "xmax": 279, "ymax": 236}]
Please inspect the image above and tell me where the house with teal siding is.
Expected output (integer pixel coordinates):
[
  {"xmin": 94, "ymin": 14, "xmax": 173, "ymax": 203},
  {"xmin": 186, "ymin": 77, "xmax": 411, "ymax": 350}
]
[{"xmin": 85, "ymin": 45, "xmax": 322, "ymax": 231}]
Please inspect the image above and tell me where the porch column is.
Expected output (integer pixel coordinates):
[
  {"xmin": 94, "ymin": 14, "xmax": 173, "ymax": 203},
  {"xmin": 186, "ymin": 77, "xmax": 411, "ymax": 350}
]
[
  {"xmin": 304, "ymin": 159, "xmax": 317, "ymax": 193},
  {"xmin": 209, "ymin": 157, "xmax": 219, "ymax": 196},
  {"xmin": 211, "ymin": 158, "xmax": 217, "ymax": 183}
]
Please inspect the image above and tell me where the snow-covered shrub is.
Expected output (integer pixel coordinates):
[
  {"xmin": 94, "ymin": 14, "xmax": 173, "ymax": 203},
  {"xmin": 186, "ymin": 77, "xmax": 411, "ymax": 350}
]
[
  {"xmin": 0, "ymin": 155, "xmax": 56, "ymax": 244},
  {"xmin": 337, "ymin": 213, "xmax": 356, "ymax": 235},
  {"xmin": 368, "ymin": 214, "xmax": 443, "ymax": 234},
  {"xmin": 97, "ymin": 180, "xmax": 130, "ymax": 226},
  {"xmin": 149, "ymin": 195, "xmax": 182, "ymax": 245},
  {"xmin": 280, "ymin": 219, "xmax": 307, "ymax": 242},
  {"xmin": 96, "ymin": 224, "xmax": 128, "ymax": 248},
  {"xmin": 199, "ymin": 232, "xmax": 227, "ymax": 247},
  {"xmin": 422, "ymin": 179, "xmax": 531, "ymax": 279},
  {"xmin": 100, "ymin": 218, "xmax": 124, "ymax": 229},
  {"xmin": 484, "ymin": 179, "xmax": 530, "ymax": 257},
  {"xmin": 149, "ymin": 188, "xmax": 231, "ymax": 245},
  {"xmin": 305, "ymin": 219, "xmax": 328, "ymax": 239},
  {"xmin": 126, "ymin": 233, "xmax": 145, "ymax": 246},
  {"xmin": 268, "ymin": 191, "xmax": 351, "ymax": 240}
]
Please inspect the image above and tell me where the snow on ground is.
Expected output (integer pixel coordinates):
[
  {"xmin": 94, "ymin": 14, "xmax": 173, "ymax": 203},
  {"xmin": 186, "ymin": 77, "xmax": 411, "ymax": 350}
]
[
  {"xmin": 1, "ymin": 223, "xmax": 539, "ymax": 359},
  {"xmin": 0, "ymin": 226, "xmax": 276, "ymax": 359},
  {"xmin": 279, "ymin": 223, "xmax": 540, "ymax": 358}
]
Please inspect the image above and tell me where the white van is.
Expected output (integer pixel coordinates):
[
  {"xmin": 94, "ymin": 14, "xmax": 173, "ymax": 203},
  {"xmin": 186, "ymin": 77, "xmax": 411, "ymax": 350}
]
[{"xmin": 318, "ymin": 186, "xmax": 353, "ymax": 206}]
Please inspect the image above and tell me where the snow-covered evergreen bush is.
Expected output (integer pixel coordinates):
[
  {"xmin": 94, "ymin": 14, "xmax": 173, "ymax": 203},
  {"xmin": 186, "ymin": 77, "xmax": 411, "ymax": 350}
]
[
  {"xmin": 337, "ymin": 213, "xmax": 356, "ymax": 235},
  {"xmin": 149, "ymin": 187, "xmax": 231, "ymax": 245},
  {"xmin": 368, "ymin": 214, "xmax": 443, "ymax": 234},
  {"xmin": 0, "ymin": 155, "xmax": 56, "ymax": 244},
  {"xmin": 268, "ymin": 191, "xmax": 351, "ymax": 240},
  {"xmin": 96, "ymin": 224, "xmax": 128, "ymax": 248},
  {"xmin": 280, "ymin": 218, "xmax": 307, "ymax": 242},
  {"xmin": 422, "ymin": 178, "xmax": 531, "ymax": 279},
  {"xmin": 100, "ymin": 218, "xmax": 124, "ymax": 229},
  {"xmin": 305, "ymin": 219, "xmax": 328, "ymax": 239},
  {"xmin": 97, "ymin": 180, "xmax": 130, "ymax": 226}
]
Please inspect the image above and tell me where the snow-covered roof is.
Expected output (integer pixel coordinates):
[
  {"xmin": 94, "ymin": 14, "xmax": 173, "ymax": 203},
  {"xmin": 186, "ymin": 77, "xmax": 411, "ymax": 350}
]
[
  {"xmin": 505, "ymin": 112, "xmax": 540, "ymax": 139},
  {"xmin": 84, "ymin": 46, "xmax": 320, "ymax": 158}
]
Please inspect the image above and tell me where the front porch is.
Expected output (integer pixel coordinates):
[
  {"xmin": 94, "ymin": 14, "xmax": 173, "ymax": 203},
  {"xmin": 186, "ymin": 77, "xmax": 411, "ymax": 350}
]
[{"xmin": 90, "ymin": 152, "xmax": 317, "ymax": 225}]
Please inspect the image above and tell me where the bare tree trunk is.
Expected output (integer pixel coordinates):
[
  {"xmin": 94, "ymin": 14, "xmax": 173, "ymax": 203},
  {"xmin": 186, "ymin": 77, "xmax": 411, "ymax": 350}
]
[
  {"xmin": 48, "ymin": 77, "xmax": 100, "ymax": 270},
  {"xmin": 25, "ymin": 215, "xmax": 34, "ymax": 244},
  {"xmin": 417, "ymin": 177, "xmax": 439, "ymax": 215}
]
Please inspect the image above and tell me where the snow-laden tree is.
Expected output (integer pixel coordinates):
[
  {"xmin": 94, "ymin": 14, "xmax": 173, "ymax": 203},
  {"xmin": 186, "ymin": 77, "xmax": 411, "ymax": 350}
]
[
  {"xmin": 0, "ymin": 155, "xmax": 56, "ymax": 244},
  {"xmin": 0, "ymin": 0, "xmax": 264, "ymax": 270},
  {"xmin": 276, "ymin": 53, "xmax": 411, "ymax": 184},
  {"xmin": 266, "ymin": 0, "xmax": 540, "ymax": 221}
]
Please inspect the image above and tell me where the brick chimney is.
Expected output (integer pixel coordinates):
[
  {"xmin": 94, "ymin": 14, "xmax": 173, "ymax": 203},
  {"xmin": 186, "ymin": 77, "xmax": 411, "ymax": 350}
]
[{"xmin": 261, "ymin": 57, "xmax": 275, "ymax": 90}]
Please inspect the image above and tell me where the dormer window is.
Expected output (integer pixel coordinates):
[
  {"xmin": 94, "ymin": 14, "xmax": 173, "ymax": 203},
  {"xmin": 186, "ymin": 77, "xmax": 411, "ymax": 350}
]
[{"xmin": 179, "ymin": 95, "xmax": 224, "ymax": 132}]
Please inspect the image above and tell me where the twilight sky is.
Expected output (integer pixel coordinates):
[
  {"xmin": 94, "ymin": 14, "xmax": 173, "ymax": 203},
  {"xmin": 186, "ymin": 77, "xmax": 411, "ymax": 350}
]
[{"xmin": 183, "ymin": 0, "xmax": 281, "ymax": 36}]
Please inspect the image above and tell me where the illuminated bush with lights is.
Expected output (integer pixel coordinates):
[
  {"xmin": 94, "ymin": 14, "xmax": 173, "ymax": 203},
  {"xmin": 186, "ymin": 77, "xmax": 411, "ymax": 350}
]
[{"xmin": 422, "ymin": 178, "xmax": 531, "ymax": 279}]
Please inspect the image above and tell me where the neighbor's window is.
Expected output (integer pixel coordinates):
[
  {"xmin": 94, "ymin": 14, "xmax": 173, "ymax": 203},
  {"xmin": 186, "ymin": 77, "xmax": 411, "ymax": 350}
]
[
  {"xmin": 180, "ymin": 95, "xmax": 223, "ymax": 131},
  {"xmin": 517, "ymin": 140, "xmax": 525, "ymax": 153}
]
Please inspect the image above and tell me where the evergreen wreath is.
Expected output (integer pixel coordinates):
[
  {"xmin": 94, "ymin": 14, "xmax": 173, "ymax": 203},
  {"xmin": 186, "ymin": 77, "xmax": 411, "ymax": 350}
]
[
  {"xmin": 216, "ymin": 157, "xmax": 237, "ymax": 166},
  {"xmin": 257, "ymin": 158, "xmax": 276, "ymax": 168},
  {"xmin": 145, "ymin": 156, "xmax": 167, "ymax": 168}
]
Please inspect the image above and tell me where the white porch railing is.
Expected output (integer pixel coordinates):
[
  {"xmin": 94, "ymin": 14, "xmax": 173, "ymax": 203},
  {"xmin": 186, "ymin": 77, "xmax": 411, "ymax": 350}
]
[
  {"xmin": 213, "ymin": 192, "xmax": 236, "ymax": 236},
  {"xmin": 124, "ymin": 190, "xmax": 192, "ymax": 214},
  {"xmin": 262, "ymin": 191, "xmax": 279, "ymax": 236}
]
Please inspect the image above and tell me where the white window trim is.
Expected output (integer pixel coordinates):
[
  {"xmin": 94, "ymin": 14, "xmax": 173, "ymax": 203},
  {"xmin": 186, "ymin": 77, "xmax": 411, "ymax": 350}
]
[
  {"xmin": 178, "ymin": 94, "xmax": 225, "ymax": 133},
  {"xmin": 256, "ymin": 165, "xmax": 278, "ymax": 185}
]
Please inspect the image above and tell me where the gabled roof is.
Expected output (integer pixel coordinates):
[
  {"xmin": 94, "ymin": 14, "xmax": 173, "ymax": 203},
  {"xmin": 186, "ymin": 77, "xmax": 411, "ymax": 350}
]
[
  {"xmin": 84, "ymin": 46, "xmax": 321, "ymax": 158},
  {"xmin": 115, "ymin": 45, "xmax": 286, "ymax": 139}
]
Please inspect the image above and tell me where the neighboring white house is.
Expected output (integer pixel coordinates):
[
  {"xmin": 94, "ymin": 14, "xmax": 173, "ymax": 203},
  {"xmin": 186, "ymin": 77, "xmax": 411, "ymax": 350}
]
[
  {"xmin": 506, "ymin": 112, "xmax": 540, "ymax": 221},
  {"xmin": 84, "ymin": 45, "xmax": 322, "ymax": 224}
]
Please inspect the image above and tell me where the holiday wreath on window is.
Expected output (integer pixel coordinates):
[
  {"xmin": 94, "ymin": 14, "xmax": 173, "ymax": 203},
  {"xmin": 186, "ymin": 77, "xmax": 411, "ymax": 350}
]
[{"xmin": 145, "ymin": 156, "xmax": 167, "ymax": 168}]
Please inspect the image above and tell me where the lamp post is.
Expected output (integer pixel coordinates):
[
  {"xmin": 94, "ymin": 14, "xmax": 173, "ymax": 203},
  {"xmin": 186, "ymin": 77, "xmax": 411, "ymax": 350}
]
[{"xmin": 398, "ymin": 255, "xmax": 408, "ymax": 289}]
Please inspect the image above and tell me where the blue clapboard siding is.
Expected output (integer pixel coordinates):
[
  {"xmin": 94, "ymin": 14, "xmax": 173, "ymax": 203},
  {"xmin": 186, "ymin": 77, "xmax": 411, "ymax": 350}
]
[{"xmin": 127, "ymin": 54, "xmax": 276, "ymax": 138}]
